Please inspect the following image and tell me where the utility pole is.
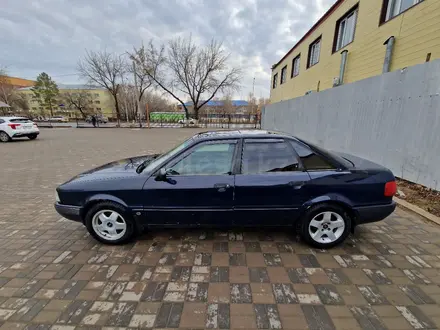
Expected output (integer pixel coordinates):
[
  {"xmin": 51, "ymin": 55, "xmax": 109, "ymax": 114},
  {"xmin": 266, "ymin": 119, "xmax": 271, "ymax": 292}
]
[
  {"xmin": 132, "ymin": 60, "xmax": 142, "ymax": 128},
  {"xmin": 252, "ymin": 77, "xmax": 255, "ymax": 98},
  {"xmin": 146, "ymin": 103, "xmax": 150, "ymax": 128}
]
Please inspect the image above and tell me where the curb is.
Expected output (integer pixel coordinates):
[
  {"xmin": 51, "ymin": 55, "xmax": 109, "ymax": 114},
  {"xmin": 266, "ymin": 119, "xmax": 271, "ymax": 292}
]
[{"xmin": 394, "ymin": 196, "xmax": 440, "ymax": 226}]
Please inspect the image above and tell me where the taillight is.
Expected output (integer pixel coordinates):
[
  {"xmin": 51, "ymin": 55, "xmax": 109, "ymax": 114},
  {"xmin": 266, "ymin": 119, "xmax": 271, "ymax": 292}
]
[
  {"xmin": 384, "ymin": 181, "xmax": 397, "ymax": 197},
  {"xmin": 8, "ymin": 123, "xmax": 21, "ymax": 129}
]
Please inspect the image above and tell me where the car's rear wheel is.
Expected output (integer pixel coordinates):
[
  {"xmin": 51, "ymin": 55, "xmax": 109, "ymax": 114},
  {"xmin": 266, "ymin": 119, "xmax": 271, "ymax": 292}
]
[
  {"xmin": 85, "ymin": 202, "xmax": 136, "ymax": 244},
  {"xmin": 300, "ymin": 203, "xmax": 351, "ymax": 249},
  {"xmin": 0, "ymin": 131, "xmax": 10, "ymax": 142},
  {"xmin": 28, "ymin": 134, "xmax": 38, "ymax": 140}
]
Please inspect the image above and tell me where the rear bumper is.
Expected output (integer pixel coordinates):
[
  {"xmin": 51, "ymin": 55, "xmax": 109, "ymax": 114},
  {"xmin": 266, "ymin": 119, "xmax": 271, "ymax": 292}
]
[
  {"xmin": 354, "ymin": 201, "xmax": 396, "ymax": 224},
  {"xmin": 54, "ymin": 202, "xmax": 83, "ymax": 222},
  {"xmin": 11, "ymin": 131, "xmax": 39, "ymax": 138}
]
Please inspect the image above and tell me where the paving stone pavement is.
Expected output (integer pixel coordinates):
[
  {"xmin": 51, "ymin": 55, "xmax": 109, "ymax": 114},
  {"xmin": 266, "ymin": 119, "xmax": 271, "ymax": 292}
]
[{"xmin": 1, "ymin": 128, "xmax": 440, "ymax": 330}]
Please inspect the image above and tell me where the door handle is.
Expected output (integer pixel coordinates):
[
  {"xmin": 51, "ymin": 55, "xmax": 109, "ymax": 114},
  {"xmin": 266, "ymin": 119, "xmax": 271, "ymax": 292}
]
[
  {"xmin": 214, "ymin": 183, "xmax": 231, "ymax": 192},
  {"xmin": 288, "ymin": 181, "xmax": 306, "ymax": 189}
]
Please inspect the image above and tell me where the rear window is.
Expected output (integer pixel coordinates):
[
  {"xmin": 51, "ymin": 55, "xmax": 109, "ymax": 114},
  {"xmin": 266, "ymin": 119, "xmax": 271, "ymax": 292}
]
[
  {"xmin": 10, "ymin": 118, "xmax": 32, "ymax": 123},
  {"xmin": 293, "ymin": 138, "xmax": 352, "ymax": 169}
]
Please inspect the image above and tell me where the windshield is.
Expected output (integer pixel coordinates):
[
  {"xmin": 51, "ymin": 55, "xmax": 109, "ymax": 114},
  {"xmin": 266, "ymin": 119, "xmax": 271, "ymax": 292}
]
[{"xmin": 142, "ymin": 137, "xmax": 194, "ymax": 173}]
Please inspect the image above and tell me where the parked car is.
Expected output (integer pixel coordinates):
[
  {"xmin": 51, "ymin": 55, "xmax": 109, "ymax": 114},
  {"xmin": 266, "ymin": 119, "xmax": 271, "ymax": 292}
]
[
  {"xmin": 54, "ymin": 130, "xmax": 396, "ymax": 248},
  {"xmin": 0, "ymin": 117, "xmax": 40, "ymax": 142},
  {"xmin": 49, "ymin": 116, "xmax": 69, "ymax": 122},
  {"xmin": 178, "ymin": 118, "xmax": 197, "ymax": 126},
  {"xmin": 85, "ymin": 115, "xmax": 108, "ymax": 124}
]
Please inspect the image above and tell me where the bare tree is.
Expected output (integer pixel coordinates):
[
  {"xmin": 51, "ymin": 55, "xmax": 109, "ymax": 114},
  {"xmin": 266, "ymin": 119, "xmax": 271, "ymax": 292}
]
[
  {"xmin": 143, "ymin": 91, "xmax": 174, "ymax": 113},
  {"xmin": 62, "ymin": 90, "xmax": 96, "ymax": 119},
  {"xmin": 128, "ymin": 44, "xmax": 163, "ymax": 125},
  {"xmin": 78, "ymin": 51, "xmax": 126, "ymax": 126},
  {"xmin": 131, "ymin": 36, "xmax": 242, "ymax": 120}
]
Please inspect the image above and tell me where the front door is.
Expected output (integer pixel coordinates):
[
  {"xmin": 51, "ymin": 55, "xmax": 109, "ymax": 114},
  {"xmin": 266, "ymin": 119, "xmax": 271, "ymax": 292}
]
[
  {"xmin": 143, "ymin": 140, "xmax": 238, "ymax": 227},
  {"xmin": 234, "ymin": 139, "xmax": 311, "ymax": 226}
]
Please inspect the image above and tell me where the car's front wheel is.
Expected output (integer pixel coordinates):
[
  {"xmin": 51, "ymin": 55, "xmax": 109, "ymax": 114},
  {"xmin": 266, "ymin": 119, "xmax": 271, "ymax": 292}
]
[
  {"xmin": 85, "ymin": 202, "xmax": 136, "ymax": 244},
  {"xmin": 28, "ymin": 134, "xmax": 38, "ymax": 140},
  {"xmin": 0, "ymin": 131, "xmax": 10, "ymax": 143},
  {"xmin": 300, "ymin": 203, "xmax": 351, "ymax": 249}
]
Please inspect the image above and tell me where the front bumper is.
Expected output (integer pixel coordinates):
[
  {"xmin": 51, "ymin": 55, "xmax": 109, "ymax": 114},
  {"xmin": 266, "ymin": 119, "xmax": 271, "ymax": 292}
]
[
  {"xmin": 354, "ymin": 201, "xmax": 396, "ymax": 224},
  {"xmin": 11, "ymin": 131, "xmax": 39, "ymax": 138},
  {"xmin": 54, "ymin": 202, "xmax": 83, "ymax": 222}
]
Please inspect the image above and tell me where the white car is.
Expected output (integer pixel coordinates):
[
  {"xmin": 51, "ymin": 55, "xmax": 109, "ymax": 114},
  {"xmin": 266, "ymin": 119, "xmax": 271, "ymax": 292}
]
[
  {"xmin": 49, "ymin": 116, "xmax": 69, "ymax": 122},
  {"xmin": 178, "ymin": 118, "xmax": 197, "ymax": 126},
  {"xmin": 0, "ymin": 117, "xmax": 40, "ymax": 142}
]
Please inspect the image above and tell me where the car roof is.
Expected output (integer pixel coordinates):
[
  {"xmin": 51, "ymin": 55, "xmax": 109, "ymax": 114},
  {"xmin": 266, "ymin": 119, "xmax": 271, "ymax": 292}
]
[{"xmin": 193, "ymin": 129, "xmax": 294, "ymax": 141}]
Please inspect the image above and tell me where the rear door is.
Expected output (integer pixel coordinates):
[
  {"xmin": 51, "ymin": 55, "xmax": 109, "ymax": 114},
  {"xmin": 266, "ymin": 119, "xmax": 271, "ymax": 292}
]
[
  {"xmin": 234, "ymin": 138, "xmax": 311, "ymax": 226},
  {"xmin": 143, "ymin": 139, "xmax": 238, "ymax": 227}
]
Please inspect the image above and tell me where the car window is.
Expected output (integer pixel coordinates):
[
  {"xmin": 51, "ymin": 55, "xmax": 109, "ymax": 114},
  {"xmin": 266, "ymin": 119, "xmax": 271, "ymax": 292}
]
[
  {"xmin": 241, "ymin": 141, "xmax": 300, "ymax": 174},
  {"xmin": 170, "ymin": 142, "xmax": 236, "ymax": 176},
  {"xmin": 289, "ymin": 140, "xmax": 336, "ymax": 170},
  {"xmin": 0, "ymin": 119, "xmax": 4, "ymax": 124}
]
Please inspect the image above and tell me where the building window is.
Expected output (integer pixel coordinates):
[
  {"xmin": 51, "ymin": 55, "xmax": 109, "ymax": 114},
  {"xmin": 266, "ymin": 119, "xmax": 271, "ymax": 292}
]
[
  {"xmin": 308, "ymin": 37, "xmax": 321, "ymax": 68},
  {"xmin": 334, "ymin": 5, "xmax": 358, "ymax": 52},
  {"xmin": 32, "ymin": 107, "xmax": 37, "ymax": 110},
  {"xmin": 382, "ymin": 0, "xmax": 423, "ymax": 22},
  {"xmin": 280, "ymin": 66, "xmax": 287, "ymax": 84},
  {"xmin": 94, "ymin": 93, "xmax": 99, "ymax": 97},
  {"xmin": 272, "ymin": 73, "xmax": 278, "ymax": 89},
  {"xmin": 96, "ymin": 107, "xmax": 101, "ymax": 111},
  {"xmin": 95, "ymin": 101, "xmax": 100, "ymax": 104},
  {"xmin": 291, "ymin": 55, "xmax": 300, "ymax": 77}
]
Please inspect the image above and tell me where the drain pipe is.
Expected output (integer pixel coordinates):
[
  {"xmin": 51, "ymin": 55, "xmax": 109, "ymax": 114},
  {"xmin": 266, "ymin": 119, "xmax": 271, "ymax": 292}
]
[
  {"xmin": 339, "ymin": 50, "xmax": 348, "ymax": 85},
  {"xmin": 383, "ymin": 36, "xmax": 395, "ymax": 73}
]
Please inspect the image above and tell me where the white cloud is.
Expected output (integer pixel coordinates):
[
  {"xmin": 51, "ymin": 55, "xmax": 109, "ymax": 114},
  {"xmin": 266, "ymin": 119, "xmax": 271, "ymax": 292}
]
[{"xmin": 0, "ymin": 0, "xmax": 336, "ymax": 99}]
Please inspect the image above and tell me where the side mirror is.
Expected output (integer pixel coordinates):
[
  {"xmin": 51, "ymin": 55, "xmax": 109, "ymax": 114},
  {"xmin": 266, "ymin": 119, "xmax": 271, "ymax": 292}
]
[{"xmin": 155, "ymin": 168, "xmax": 168, "ymax": 181}]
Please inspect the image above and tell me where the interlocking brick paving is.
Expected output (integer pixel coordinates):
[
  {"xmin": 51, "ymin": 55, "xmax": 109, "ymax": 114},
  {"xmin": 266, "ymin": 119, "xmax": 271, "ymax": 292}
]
[{"xmin": 1, "ymin": 128, "xmax": 440, "ymax": 329}]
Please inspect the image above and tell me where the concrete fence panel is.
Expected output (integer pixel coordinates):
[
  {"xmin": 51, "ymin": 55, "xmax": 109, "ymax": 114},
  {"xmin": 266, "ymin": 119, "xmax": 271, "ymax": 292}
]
[{"xmin": 262, "ymin": 59, "xmax": 440, "ymax": 189}]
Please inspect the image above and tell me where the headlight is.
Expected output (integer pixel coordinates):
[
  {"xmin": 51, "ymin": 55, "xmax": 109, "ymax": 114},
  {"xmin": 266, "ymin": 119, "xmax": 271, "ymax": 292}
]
[{"xmin": 55, "ymin": 191, "xmax": 60, "ymax": 202}]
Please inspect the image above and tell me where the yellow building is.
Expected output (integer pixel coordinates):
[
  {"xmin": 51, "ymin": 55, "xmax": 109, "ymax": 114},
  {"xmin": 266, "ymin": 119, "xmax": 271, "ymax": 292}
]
[
  {"xmin": 19, "ymin": 84, "xmax": 115, "ymax": 119},
  {"xmin": 270, "ymin": 0, "xmax": 440, "ymax": 103}
]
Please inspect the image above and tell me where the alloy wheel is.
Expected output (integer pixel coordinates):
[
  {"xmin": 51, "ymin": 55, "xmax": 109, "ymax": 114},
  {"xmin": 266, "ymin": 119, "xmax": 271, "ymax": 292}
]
[
  {"xmin": 91, "ymin": 209, "xmax": 127, "ymax": 241},
  {"xmin": 308, "ymin": 211, "xmax": 345, "ymax": 244},
  {"xmin": 0, "ymin": 132, "xmax": 9, "ymax": 142}
]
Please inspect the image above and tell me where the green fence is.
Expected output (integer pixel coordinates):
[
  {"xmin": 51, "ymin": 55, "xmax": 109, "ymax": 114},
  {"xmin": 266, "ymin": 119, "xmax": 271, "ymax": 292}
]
[{"xmin": 150, "ymin": 112, "xmax": 185, "ymax": 123}]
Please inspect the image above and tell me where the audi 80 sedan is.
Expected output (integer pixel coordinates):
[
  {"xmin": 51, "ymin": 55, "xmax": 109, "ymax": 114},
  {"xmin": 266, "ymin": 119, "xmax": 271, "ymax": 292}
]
[{"xmin": 54, "ymin": 130, "xmax": 396, "ymax": 248}]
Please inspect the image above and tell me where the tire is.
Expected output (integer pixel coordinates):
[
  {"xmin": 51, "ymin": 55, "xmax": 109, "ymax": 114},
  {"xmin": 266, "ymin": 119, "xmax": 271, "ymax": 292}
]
[
  {"xmin": 0, "ymin": 131, "xmax": 10, "ymax": 143},
  {"xmin": 300, "ymin": 203, "xmax": 351, "ymax": 249},
  {"xmin": 84, "ymin": 201, "xmax": 137, "ymax": 245},
  {"xmin": 28, "ymin": 134, "xmax": 38, "ymax": 140}
]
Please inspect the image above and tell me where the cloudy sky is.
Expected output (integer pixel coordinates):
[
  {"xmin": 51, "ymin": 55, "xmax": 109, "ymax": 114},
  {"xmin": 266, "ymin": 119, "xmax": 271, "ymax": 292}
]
[{"xmin": 1, "ymin": 0, "xmax": 336, "ymax": 99}]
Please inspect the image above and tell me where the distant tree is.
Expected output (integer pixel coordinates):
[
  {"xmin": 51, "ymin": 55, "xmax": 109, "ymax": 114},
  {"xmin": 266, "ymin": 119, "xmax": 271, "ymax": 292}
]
[
  {"xmin": 62, "ymin": 90, "xmax": 96, "ymax": 119},
  {"xmin": 131, "ymin": 36, "xmax": 242, "ymax": 120},
  {"xmin": 31, "ymin": 72, "xmax": 59, "ymax": 117},
  {"xmin": 0, "ymin": 68, "xmax": 16, "ymax": 109},
  {"xmin": 78, "ymin": 50, "xmax": 126, "ymax": 126}
]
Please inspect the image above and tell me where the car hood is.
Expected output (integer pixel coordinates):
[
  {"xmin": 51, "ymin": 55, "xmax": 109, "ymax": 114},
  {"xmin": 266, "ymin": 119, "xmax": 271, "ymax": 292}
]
[{"xmin": 64, "ymin": 154, "xmax": 160, "ymax": 183}]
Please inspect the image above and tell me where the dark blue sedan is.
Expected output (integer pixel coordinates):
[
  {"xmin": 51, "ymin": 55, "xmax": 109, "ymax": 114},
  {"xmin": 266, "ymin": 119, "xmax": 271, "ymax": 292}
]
[{"xmin": 54, "ymin": 130, "xmax": 396, "ymax": 248}]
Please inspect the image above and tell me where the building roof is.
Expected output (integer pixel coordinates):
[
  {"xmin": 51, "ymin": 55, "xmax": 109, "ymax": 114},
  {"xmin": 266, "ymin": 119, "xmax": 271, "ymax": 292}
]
[
  {"xmin": 0, "ymin": 101, "xmax": 11, "ymax": 108},
  {"xmin": 19, "ymin": 84, "xmax": 104, "ymax": 91},
  {"xmin": 0, "ymin": 76, "xmax": 35, "ymax": 88},
  {"xmin": 183, "ymin": 100, "xmax": 248, "ymax": 107},
  {"xmin": 272, "ymin": 0, "xmax": 344, "ymax": 70}
]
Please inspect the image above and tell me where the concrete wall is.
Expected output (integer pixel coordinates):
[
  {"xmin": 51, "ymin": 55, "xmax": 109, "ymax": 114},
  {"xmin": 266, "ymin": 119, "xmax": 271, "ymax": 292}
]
[
  {"xmin": 263, "ymin": 59, "xmax": 440, "ymax": 190},
  {"xmin": 270, "ymin": 0, "xmax": 440, "ymax": 103}
]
